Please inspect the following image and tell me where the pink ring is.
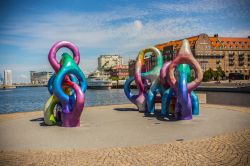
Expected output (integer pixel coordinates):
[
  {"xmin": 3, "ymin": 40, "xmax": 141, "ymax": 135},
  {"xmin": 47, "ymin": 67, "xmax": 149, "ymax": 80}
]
[
  {"xmin": 160, "ymin": 61, "xmax": 171, "ymax": 88},
  {"xmin": 168, "ymin": 55, "xmax": 203, "ymax": 92},
  {"xmin": 48, "ymin": 41, "xmax": 80, "ymax": 72}
]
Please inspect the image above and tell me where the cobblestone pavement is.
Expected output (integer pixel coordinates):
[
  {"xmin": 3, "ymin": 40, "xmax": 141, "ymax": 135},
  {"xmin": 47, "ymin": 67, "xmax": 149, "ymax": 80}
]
[{"xmin": 0, "ymin": 128, "xmax": 249, "ymax": 166}]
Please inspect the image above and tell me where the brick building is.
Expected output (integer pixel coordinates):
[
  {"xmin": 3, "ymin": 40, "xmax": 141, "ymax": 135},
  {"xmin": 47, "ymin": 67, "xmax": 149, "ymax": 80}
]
[
  {"xmin": 110, "ymin": 65, "xmax": 129, "ymax": 79},
  {"xmin": 128, "ymin": 60, "xmax": 136, "ymax": 77},
  {"xmin": 127, "ymin": 33, "xmax": 250, "ymax": 79},
  {"xmin": 154, "ymin": 33, "xmax": 250, "ymax": 79}
]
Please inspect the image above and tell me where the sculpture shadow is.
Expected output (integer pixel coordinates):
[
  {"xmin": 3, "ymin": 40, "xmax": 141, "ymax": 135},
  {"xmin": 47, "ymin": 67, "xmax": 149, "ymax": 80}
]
[
  {"xmin": 114, "ymin": 107, "xmax": 178, "ymax": 122},
  {"xmin": 30, "ymin": 117, "xmax": 44, "ymax": 122},
  {"xmin": 144, "ymin": 110, "xmax": 178, "ymax": 122},
  {"xmin": 30, "ymin": 117, "xmax": 61, "ymax": 127},
  {"xmin": 114, "ymin": 108, "xmax": 138, "ymax": 111}
]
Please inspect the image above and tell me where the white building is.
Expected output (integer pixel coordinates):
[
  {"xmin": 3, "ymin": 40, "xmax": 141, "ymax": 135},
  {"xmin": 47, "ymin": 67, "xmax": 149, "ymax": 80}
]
[
  {"xmin": 98, "ymin": 55, "xmax": 123, "ymax": 70},
  {"xmin": 4, "ymin": 70, "xmax": 12, "ymax": 86},
  {"xmin": 30, "ymin": 71, "xmax": 53, "ymax": 84},
  {"xmin": 0, "ymin": 73, "xmax": 3, "ymax": 84}
]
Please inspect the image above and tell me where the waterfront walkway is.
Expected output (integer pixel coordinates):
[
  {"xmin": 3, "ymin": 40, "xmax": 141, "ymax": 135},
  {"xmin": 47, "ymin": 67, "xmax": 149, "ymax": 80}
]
[{"xmin": 0, "ymin": 104, "xmax": 249, "ymax": 165}]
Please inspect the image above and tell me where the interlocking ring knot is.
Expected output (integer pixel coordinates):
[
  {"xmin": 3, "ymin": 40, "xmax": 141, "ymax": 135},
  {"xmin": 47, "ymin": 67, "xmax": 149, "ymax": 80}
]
[{"xmin": 44, "ymin": 41, "xmax": 87, "ymax": 127}]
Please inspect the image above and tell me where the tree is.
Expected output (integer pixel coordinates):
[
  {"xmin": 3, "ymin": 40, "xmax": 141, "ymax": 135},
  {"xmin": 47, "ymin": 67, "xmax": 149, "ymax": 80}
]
[
  {"xmin": 111, "ymin": 76, "xmax": 119, "ymax": 81},
  {"xmin": 216, "ymin": 66, "xmax": 225, "ymax": 81},
  {"xmin": 203, "ymin": 68, "xmax": 214, "ymax": 82},
  {"xmin": 203, "ymin": 67, "xmax": 226, "ymax": 82}
]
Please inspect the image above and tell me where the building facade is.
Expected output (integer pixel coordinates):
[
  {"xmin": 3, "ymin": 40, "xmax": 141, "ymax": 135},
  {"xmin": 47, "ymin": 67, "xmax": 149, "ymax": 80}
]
[
  {"xmin": 88, "ymin": 70, "xmax": 111, "ymax": 79},
  {"xmin": 110, "ymin": 65, "xmax": 129, "ymax": 79},
  {"xmin": 30, "ymin": 71, "xmax": 53, "ymax": 84},
  {"xmin": 128, "ymin": 59, "xmax": 136, "ymax": 77},
  {"xmin": 0, "ymin": 73, "xmax": 3, "ymax": 84},
  {"xmin": 154, "ymin": 33, "xmax": 250, "ymax": 79},
  {"xmin": 98, "ymin": 55, "xmax": 123, "ymax": 71},
  {"xmin": 4, "ymin": 70, "xmax": 12, "ymax": 85}
]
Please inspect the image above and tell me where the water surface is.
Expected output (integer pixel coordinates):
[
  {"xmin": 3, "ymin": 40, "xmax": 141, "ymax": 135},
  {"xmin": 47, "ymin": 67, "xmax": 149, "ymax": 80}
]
[{"xmin": 0, "ymin": 87, "xmax": 130, "ymax": 114}]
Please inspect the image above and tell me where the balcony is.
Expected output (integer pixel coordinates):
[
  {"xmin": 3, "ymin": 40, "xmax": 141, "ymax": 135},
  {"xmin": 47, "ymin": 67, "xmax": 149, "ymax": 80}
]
[{"xmin": 229, "ymin": 62, "xmax": 234, "ymax": 66}]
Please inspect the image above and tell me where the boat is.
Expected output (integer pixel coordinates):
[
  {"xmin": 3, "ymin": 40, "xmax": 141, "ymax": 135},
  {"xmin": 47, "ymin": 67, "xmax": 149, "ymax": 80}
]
[{"xmin": 87, "ymin": 70, "xmax": 112, "ymax": 90}]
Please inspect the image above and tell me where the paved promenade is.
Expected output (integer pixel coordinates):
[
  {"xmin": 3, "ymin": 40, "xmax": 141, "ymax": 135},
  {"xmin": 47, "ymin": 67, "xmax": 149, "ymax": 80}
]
[{"xmin": 0, "ymin": 104, "xmax": 249, "ymax": 165}]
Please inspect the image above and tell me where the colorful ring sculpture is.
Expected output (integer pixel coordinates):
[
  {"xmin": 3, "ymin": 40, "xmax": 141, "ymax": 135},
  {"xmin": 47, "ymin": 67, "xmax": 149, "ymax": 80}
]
[
  {"xmin": 162, "ymin": 39, "xmax": 203, "ymax": 120},
  {"xmin": 124, "ymin": 39, "xmax": 203, "ymax": 121},
  {"xmin": 44, "ymin": 41, "xmax": 87, "ymax": 127},
  {"xmin": 124, "ymin": 47, "xmax": 164, "ymax": 114}
]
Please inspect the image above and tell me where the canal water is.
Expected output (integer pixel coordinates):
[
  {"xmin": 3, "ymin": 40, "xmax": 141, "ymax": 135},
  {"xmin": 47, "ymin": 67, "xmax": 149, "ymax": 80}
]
[
  {"xmin": 0, "ymin": 87, "xmax": 130, "ymax": 114},
  {"xmin": 1, "ymin": 87, "xmax": 249, "ymax": 114}
]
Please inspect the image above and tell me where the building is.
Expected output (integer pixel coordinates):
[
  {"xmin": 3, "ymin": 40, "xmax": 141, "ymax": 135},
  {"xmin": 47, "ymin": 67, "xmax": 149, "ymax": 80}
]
[
  {"xmin": 128, "ymin": 59, "xmax": 136, "ymax": 77},
  {"xmin": 3, "ymin": 70, "xmax": 12, "ymax": 85},
  {"xmin": 88, "ymin": 70, "xmax": 110, "ymax": 79},
  {"xmin": 110, "ymin": 65, "xmax": 129, "ymax": 79},
  {"xmin": 98, "ymin": 55, "xmax": 123, "ymax": 71},
  {"xmin": 154, "ymin": 33, "xmax": 250, "ymax": 79},
  {"xmin": 0, "ymin": 73, "xmax": 3, "ymax": 84},
  {"xmin": 30, "ymin": 71, "xmax": 53, "ymax": 84}
]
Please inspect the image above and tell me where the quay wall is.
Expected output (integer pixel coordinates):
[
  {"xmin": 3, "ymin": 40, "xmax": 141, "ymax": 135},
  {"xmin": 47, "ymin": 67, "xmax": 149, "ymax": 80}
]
[{"xmin": 196, "ymin": 91, "xmax": 250, "ymax": 107}]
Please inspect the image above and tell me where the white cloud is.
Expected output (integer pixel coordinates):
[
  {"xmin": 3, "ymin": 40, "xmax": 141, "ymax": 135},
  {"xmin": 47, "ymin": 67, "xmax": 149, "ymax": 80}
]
[{"xmin": 134, "ymin": 20, "xmax": 143, "ymax": 31}]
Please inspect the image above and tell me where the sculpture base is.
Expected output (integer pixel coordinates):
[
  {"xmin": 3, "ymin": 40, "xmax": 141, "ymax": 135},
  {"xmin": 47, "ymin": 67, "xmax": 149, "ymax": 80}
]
[
  {"xmin": 178, "ymin": 116, "xmax": 192, "ymax": 120},
  {"xmin": 61, "ymin": 114, "xmax": 80, "ymax": 127}
]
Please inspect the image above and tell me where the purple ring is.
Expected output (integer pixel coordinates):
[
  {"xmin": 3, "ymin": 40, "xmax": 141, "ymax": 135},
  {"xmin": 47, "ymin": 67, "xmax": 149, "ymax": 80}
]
[{"xmin": 48, "ymin": 41, "xmax": 80, "ymax": 72}]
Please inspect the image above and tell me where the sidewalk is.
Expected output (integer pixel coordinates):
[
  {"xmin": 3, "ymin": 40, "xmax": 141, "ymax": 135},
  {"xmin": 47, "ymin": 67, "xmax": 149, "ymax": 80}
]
[
  {"xmin": 1, "ymin": 128, "xmax": 249, "ymax": 166},
  {"xmin": 0, "ymin": 104, "xmax": 249, "ymax": 165}
]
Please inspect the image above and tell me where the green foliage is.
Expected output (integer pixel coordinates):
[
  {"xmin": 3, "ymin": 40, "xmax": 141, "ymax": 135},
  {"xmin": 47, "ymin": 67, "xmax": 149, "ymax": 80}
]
[
  {"xmin": 203, "ymin": 68, "xmax": 214, "ymax": 82},
  {"xmin": 190, "ymin": 75, "xmax": 195, "ymax": 82},
  {"xmin": 216, "ymin": 66, "xmax": 225, "ymax": 79},
  {"xmin": 111, "ymin": 76, "xmax": 119, "ymax": 81},
  {"xmin": 203, "ymin": 67, "xmax": 225, "ymax": 82}
]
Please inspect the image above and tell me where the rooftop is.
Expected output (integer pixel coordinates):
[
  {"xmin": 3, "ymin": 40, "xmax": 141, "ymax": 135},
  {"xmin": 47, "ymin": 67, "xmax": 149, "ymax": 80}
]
[{"xmin": 155, "ymin": 33, "xmax": 250, "ymax": 50}]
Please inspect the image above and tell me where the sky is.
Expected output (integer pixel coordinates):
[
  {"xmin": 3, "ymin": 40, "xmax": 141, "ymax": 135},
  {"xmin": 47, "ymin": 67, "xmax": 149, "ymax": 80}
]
[{"xmin": 0, "ymin": 0, "xmax": 249, "ymax": 83}]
